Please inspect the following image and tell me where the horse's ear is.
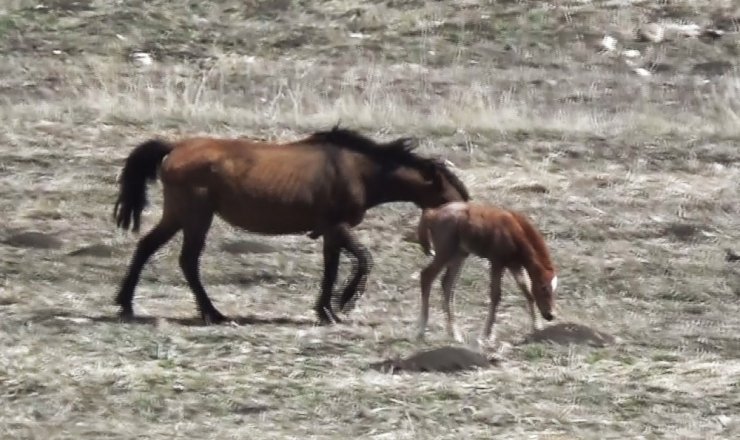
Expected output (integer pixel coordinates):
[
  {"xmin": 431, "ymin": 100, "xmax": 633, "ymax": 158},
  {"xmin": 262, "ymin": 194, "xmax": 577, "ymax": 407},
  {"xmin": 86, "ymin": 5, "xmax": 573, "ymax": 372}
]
[
  {"xmin": 391, "ymin": 137, "xmax": 419, "ymax": 152},
  {"xmin": 424, "ymin": 163, "xmax": 444, "ymax": 188}
]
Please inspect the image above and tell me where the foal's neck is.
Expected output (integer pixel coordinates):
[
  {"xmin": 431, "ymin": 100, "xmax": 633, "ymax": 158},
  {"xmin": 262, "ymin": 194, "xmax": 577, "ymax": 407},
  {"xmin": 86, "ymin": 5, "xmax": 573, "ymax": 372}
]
[{"xmin": 519, "ymin": 245, "xmax": 549, "ymax": 286}]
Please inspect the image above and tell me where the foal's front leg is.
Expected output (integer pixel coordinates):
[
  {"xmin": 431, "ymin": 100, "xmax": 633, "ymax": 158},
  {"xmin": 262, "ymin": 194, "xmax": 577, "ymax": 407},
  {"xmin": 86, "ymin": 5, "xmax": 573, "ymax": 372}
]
[
  {"xmin": 480, "ymin": 262, "xmax": 504, "ymax": 347},
  {"xmin": 511, "ymin": 268, "xmax": 541, "ymax": 332},
  {"xmin": 440, "ymin": 254, "xmax": 466, "ymax": 343},
  {"xmin": 417, "ymin": 255, "xmax": 449, "ymax": 342}
]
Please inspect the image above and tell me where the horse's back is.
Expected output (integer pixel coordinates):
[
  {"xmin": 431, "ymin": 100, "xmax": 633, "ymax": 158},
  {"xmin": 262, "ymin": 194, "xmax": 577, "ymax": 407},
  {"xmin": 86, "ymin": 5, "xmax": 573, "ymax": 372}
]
[
  {"xmin": 161, "ymin": 137, "xmax": 327, "ymax": 187},
  {"xmin": 158, "ymin": 137, "xmax": 350, "ymax": 234}
]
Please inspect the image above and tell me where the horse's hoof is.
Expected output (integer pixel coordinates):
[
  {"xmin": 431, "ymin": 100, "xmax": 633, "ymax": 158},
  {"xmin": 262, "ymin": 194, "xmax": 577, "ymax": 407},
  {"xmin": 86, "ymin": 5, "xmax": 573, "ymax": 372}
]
[
  {"xmin": 316, "ymin": 309, "xmax": 342, "ymax": 326},
  {"xmin": 202, "ymin": 311, "xmax": 229, "ymax": 325},
  {"xmin": 118, "ymin": 308, "xmax": 135, "ymax": 323}
]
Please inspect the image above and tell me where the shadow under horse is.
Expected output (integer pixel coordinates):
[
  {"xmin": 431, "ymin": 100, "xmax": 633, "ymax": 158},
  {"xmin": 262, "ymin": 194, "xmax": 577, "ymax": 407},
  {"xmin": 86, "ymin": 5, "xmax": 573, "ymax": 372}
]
[{"xmin": 112, "ymin": 126, "xmax": 470, "ymax": 325}]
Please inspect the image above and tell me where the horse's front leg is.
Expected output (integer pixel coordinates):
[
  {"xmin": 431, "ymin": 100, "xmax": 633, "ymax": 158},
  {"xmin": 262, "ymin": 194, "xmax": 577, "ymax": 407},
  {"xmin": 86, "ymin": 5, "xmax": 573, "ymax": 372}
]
[{"xmin": 315, "ymin": 232, "xmax": 343, "ymax": 325}]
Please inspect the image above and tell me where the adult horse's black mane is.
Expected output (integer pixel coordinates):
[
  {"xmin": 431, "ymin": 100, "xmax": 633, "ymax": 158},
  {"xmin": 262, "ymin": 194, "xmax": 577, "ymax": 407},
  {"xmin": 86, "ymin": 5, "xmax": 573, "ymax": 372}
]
[{"xmin": 308, "ymin": 125, "xmax": 470, "ymax": 201}]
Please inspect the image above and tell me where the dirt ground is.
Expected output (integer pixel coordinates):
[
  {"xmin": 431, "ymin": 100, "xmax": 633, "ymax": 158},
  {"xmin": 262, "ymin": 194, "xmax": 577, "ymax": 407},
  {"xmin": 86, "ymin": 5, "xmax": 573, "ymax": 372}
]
[{"xmin": 1, "ymin": 1, "xmax": 740, "ymax": 439}]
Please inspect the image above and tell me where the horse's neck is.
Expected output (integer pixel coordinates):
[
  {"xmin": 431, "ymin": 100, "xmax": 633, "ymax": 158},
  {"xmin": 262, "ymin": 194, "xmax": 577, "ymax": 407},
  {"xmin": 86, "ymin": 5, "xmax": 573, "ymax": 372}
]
[{"xmin": 363, "ymin": 170, "xmax": 422, "ymax": 208}]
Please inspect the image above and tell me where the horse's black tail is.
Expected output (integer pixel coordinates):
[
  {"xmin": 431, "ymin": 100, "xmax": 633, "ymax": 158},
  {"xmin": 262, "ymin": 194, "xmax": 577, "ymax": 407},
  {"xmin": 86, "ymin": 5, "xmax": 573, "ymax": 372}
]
[{"xmin": 113, "ymin": 139, "xmax": 174, "ymax": 232}]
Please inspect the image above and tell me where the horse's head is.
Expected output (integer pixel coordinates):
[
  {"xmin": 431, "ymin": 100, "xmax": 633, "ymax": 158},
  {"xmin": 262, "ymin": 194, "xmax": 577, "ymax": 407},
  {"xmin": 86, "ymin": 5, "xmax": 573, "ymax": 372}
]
[
  {"xmin": 309, "ymin": 127, "xmax": 470, "ymax": 209},
  {"xmin": 417, "ymin": 159, "xmax": 470, "ymax": 208},
  {"xmin": 381, "ymin": 153, "xmax": 470, "ymax": 209},
  {"xmin": 532, "ymin": 270, "xmax": 557, "ymax": 321}
]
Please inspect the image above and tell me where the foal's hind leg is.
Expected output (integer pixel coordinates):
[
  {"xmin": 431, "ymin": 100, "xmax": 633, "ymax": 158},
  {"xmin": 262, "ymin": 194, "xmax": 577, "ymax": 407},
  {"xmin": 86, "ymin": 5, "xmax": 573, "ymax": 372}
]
[
  {"xmin": 179, "ymin": 210, "xmax": 227, "ymax": 325},
  {"xmin": 440, "ymin": 253, "xmax": 467, "ymax": 343},
  {"xmin": 115, "ymin": 218, "xmax": 181, "ymax": 321}
]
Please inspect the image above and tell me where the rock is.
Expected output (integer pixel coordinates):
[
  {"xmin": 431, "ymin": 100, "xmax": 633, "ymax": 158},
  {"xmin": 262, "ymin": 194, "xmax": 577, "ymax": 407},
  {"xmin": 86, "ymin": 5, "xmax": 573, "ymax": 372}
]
[
  {"xmin": 700, "ymin": 28, "xmax": 724, "ymax": 41},
  {"xmin": 509, "ymin": 183, "xmax": 549, "ymax": 194},
  {"xmin": 369, "ymin": 346, "xmax": 499, "ymax": 374},
  {"xmin": 3, "ymin": 232, "xmax": 63, "ymax": 249},
  {"xmin": 67, "ymin": 243, "xmax": 118, "ymax": 258},
  {"xmin": 692, "ymin": 61, "xmax": 734, "ymax": 76},
  {"xmin": 524, "ymin": 322, "xmax": 617, "ymax": 347}
]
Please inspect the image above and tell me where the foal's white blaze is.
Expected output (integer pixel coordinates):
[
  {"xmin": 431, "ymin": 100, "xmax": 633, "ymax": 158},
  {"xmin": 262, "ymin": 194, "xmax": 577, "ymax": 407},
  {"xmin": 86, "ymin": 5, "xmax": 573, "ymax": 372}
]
[{"xmin": 551, "ymin": 275, "xmax": 558, "ymax": 292}]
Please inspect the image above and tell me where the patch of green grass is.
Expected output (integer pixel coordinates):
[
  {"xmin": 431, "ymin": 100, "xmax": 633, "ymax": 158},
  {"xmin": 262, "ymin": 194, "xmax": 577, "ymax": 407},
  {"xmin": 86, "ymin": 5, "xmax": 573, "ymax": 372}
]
[{"xmin": 521, "ymin": 343, "xmax": 550, "ymax": 361}]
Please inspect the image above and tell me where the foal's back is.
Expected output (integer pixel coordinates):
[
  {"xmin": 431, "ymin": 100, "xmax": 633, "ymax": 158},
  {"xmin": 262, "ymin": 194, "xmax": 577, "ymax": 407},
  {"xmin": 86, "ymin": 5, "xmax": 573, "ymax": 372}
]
[
  {"xmin": 463, "ymin": 204, "xmax": 529, "ymax": 260},
  {"xmin": 429, "ymin": 202, "xmax": 531, "ymax": 264}
]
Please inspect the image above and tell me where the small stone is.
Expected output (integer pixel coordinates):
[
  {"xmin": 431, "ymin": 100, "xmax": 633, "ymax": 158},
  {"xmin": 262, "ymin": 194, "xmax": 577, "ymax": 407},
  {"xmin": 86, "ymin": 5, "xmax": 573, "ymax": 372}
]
[
  {"xmin": 622, "ymin": 49, "xmax": 641, "ymax": 58},
  {"xmin": 600, "ymin": 35, "xmax": 617, "ymax": 51},
  {"xmin": 633, "ymin": 67, "xmax": 652, "ymax": 77},
  {"xmin": 131, "ymin": 52, "xmax": 153, "ymax": 67}
]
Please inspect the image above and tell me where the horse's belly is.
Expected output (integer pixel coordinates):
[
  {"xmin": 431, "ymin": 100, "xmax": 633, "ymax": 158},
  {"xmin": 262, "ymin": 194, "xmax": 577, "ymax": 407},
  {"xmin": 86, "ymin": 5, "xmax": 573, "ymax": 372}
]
[{"xmin": 216, "ymin": 197, "xmax": 319, "ymax": 235}]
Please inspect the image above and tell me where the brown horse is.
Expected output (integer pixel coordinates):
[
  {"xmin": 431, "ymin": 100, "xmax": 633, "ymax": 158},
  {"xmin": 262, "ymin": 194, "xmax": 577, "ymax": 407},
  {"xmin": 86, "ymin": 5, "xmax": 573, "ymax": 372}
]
[
  {"xmin": 113, "ymin": 126, "xmax": 469, "ymax": 325},
  {"xmin": 415, "ymin": 201, "xmax": 557, "ymax": 345}
]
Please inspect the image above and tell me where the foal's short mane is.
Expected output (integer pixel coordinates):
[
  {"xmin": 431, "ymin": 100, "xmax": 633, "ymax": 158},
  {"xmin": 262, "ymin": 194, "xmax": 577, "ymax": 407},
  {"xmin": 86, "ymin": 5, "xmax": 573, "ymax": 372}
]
[
  {"xmin": 510, "ymin": 211, "xmax": 554, "ymax": 272},
  {"xmin": 307, "ymin": 126, "xmax": 470, "ymax": 201}
]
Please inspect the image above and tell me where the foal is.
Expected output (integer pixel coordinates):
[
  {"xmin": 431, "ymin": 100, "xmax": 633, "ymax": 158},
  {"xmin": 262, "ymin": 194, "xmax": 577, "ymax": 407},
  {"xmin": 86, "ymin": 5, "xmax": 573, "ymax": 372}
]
[{"xmin": 415, "ymin": 201, "xmax": 558, "ymax": 345}]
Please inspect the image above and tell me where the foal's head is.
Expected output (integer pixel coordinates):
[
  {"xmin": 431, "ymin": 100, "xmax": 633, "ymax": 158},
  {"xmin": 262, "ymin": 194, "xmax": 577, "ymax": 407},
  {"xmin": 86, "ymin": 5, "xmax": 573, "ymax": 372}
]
[
  {"xmin": 531, "ymin": 269, "xmax": 557, "ymax": 322},
  {"xmin": 511, "ymin": 210, "xmax": 558, "ymax": 322}
]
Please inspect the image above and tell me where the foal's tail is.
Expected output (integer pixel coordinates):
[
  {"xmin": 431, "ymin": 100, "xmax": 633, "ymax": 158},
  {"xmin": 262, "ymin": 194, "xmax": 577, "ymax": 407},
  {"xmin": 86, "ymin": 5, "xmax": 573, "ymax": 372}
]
[
  {"xmin": 113, "ymin": 139, "xmax": 174, "ymax": 232},
  {"xmin": 417, "ymin": 209, "xmax": 435, "ymax": 256}
]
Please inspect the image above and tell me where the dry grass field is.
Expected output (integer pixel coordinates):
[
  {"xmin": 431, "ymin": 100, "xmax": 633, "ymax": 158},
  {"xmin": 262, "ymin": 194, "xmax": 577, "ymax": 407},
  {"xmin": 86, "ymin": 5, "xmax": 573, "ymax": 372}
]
[{"xmin": 2, "ymin": 0, "xmax": 740, "ymax": 438}]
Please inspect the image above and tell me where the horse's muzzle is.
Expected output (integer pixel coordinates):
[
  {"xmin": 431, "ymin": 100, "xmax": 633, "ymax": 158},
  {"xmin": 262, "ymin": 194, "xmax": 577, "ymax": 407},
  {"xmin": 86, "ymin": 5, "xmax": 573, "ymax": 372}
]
[{"xmin": 542, "ymin": 312, "xmax": 555, "ymax": 321}]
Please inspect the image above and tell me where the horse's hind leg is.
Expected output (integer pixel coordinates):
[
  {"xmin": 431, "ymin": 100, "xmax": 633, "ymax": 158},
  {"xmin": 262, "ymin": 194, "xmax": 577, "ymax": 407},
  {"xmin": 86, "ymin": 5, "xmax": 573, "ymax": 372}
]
[
  {"xmin": 315, "ymin": 232, "xmax": 343, "ymax": 325},
  {"xmin": 115, "ymin": 218, "xmax": 181, "ymax": 321},
  {"xmin": 440, "ymin": 253, "xmax": 467, "ymax": 343},
  {"xmin": 178, "ymin": 210, "xmax": 227, "ymax": 325},
  {"xmin": 335, "ymin": 227, "xmax": 373, "ymax": 315}
]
